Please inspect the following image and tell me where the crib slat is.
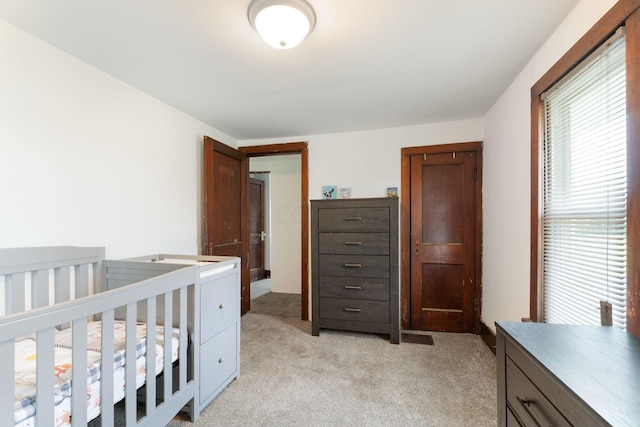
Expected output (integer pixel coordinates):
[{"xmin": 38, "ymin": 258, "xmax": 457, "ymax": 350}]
[
  {"xmin": 71, "ymin": 318, "xmax": 88, "ymax": 427},
  {"xmin": 93, "ymin": 260, "xmax": 101, "ymax": 295},
  {"xmin": 0, "ymin": 340, "xmax": 14, "ymax": 427},
  {"xmin": 163, "ymin": 291, "xmax": 173, "ymax": 402},
  {"xmin": 100, "ymin": 310, "xmax": 115, "ymax": 427},
  {"xmin": 33, "ymin": 269, "xmax": 50, "ymax": 309},
  {"xmin": 179, "ymin": 286, "xmax": 187, "ymax": 389},
  {"xmin": 6, "ymin": 273, "xmax": 26, "ymax": 315},
  {"xmin": 125, "ymin": 303, "xmax": 137, "ymax": 426},
  {"xmin": 146, "ymin": 296, "xmax": 157, "ymax": 417},
  {"xmin": 75, "ymin": 264, "xmax": 89, "ymax": 299},
  {"xmin": 36, "ymin": 328, "xmax": 56, "ymax": 427},
  {"xmin": 55, "ymin": 266, "xmax": 71, "ymax": 303}
]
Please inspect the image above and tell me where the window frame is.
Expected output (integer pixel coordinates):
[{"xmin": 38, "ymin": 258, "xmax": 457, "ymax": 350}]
[{"xmin": 531, "ymin": 0, "xmax": 640, "ymax": 337}]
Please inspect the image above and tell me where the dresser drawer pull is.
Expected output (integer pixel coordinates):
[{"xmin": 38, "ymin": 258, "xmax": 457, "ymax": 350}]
[
  {"xmin": 218, "ymin": 357, "xmax": 224, "ymax": 364},
  {"xmin": 344, "ymin": 263, "xmax": 362, "ymax": 268},
  {"xmin": 344, "ymin": 241, "xmax": 362, "ymax": 246},
  {"xmin": 344, "ymin": 285, "xmax": 362, "ymax": 290},
  {"xmin": 516, "ymin": 397, "xmax": 544, "ymax": 427},
  {"xmin": 219, "ymin": 303, "xmax": 225, "ymax": 309},
  {"xmin": 344, "ymin": 307, "xmax": 362, "ymax": 313},
  {"xmin": 344, "ymin": 216, "xmax": 363, "ymax": 221}
]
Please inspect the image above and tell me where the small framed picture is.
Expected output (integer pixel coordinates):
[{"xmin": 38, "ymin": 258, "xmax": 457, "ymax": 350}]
[
  {"xmin": 322, "ymin": 185, "xmax": 337, "ymax": 199},
  {"xmin": 386, "ymin": 187, "xmax": 398, "ymax": 198},
  {"xmin": 338, "ymin": 187, "xmax": 351, "ymax": 199}
]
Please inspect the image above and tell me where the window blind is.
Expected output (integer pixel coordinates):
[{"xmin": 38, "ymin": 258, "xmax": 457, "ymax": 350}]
[{"xmin": 542, "ymin": 29, "xmax": 627, "ymax": 330}]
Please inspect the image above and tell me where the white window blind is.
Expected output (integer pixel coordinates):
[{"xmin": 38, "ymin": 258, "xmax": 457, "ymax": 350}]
[{"xmin": 542, "ymin": 28, "xmax": 627, "ymax": 330}]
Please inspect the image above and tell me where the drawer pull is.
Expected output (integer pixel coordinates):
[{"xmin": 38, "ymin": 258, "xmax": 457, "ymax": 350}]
[
  {"xmin": 344, "ymin": 216, "xmax": 363, "ymax": 221},
  {"xmin": 343, "ymin": 263, "xmax": 362, "ymax": 268},
  {"xmin": 516, "ymin": 397, "xmax": 543, "ymax": 427},
  {"xmin": 344, "ymin": 285, "xmax": 362, "ymax": 290},
  {"xmin": 344, "ymin": 241, "xmax": 362, "ymax": 246},
  {"xmin": 218, "ymin": 357, "xmax": 224, "ymax": 364},
  {"xmin": 219, "ymin": 303, "xmax": 225, "ymax": 309},
  {"xmin": 344, "ymin": 307, "xmax": 362, "ymax": 313}
]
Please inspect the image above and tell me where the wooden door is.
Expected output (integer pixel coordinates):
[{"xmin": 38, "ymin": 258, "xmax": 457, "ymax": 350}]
[
  {"xmin": 410, "ymin": 149, "xmax": 478, "ymax": 332},
  {"xmin": 203, "ymin": 136, "xmax": 250, "ymax": 315},
  {"xmin": 249, "ymin": 177, "xmax": 266, "ymax": 282}
]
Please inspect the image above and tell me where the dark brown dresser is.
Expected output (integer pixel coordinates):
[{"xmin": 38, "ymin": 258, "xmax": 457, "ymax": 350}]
[
  {"xmin": 496, "ymin": 321, "xmax": 640, "ymax": 426},
  {"xmin": 311, "ymin": 197, "xmax": 399, "ymax": 344}
]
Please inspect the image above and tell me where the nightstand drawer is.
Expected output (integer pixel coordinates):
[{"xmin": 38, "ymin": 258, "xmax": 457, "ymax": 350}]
[
  {"xmin": 506, "ymin": 357, "xmax": 570, "ymax": 427},
  {"xmin": 318, "ymin": 276, "xmax": 389, "ymax": 301},
  {"xmin": 319, "ymin": 254, "xmax": 389, "ymax": 278},
  {"xmin": 319, "ymin": 297, "xmax": 389, "ymax": 323},
  {"xmin": 319, "ymin": 232, "xmax": 389, "ymax": 255},
  {"xmin": 318, "ymin": 207, "xmax": 389, "ymax": 231}
]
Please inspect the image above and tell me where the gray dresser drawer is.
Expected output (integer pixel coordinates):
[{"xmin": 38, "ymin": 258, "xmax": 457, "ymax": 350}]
[
  {"xmin": 318, "ymin": 276, "xmax": 389, "ymax": 301},
  {"xmin": 200, "ymin": 323, "xmax": 238, "ymax": 405},
  {"xmin": 506, "ymin": 357, "xmax": 570, "ymax": 426},
  {"xmin": 318, "ymin": 232, "xmax": 389, "ymax": 255},
  {"xmin": 319, "ymin": 254, "xmax": 389, "ymax": 278},
  {"xmin": 200, "ymin": 272, "xmax": 238, "ymax": 343},
  {"xmin": 318, "ymin": 207, "xmax": 389, "ymax": 231},
  {"xmin": 319, "ymin": 297, "xmax": 390, "ymax": 324}
]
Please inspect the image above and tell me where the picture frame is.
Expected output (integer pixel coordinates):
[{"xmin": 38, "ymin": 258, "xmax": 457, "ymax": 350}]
[
  {"xmin": 338, "ymin": 187, "xmax": 351, "ymax": 199},
  {"xmin": 322, "ymin": 185, "xmax": 337, "ymax": 199},
  {"xmin": 386, "ymin": 187, "xmax": 398, "ymax": 198}
]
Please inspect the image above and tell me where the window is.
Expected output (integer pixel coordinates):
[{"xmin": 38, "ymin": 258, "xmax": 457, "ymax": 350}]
[
  {"xmin": 531, "ymin": 0, "xmax": 640, "ymax": 337},
  {"xmin": 541, "ymin": 31, "xmax": 626, "ymax": 329}
]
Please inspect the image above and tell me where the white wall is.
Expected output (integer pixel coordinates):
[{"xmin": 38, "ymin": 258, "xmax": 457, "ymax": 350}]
[
  {"xmin": 249, "ymin": 156, "xmax": 301, "ymax": 294},
  {"xmin": 0, "ymin": 18, "xmax": 236, "ymax": 259},
  {"xmin": 481, "ymin": 0, "xmax": 617, "ymax": 331}
]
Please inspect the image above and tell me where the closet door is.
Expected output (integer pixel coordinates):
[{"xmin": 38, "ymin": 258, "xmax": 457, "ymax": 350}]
[{"xmin": 409, "ymin": 148, "xmax": 479, "ymax": 333}]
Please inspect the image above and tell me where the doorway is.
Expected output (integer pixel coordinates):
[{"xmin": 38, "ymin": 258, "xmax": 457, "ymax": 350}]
[
  {"xmin": 400, "ymin": 142, "xmax": 483, "ymax": 333},
  {"xmin": 240, "ymin": 143, "xmax": 309, "ymax": 320}
]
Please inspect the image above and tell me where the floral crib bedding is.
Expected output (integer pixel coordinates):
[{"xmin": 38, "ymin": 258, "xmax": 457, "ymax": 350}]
[{"xmin": 13, "ymin": 320, "xmax": 179, "ymax": 427}]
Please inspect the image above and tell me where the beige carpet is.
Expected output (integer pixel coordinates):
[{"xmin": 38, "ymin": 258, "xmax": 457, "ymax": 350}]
[{"xmin": 167, "ymin": 301, "xmax": 497, "ymax": 426}]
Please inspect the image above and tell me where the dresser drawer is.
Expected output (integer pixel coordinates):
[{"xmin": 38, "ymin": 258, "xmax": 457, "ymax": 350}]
[
  {"xmin": 318, "ymin": 207, "xmax": 389, "ymax": 231},
  {"xmin": 318, "ymin": 276, "xmax": 389, "ymax": 301},
  {"xmin": 200, "ymin": 323, "xmax": 238, "ymax": 404},
  {"xmin": 200, "ymin": 272, "xmax": 238, "ymax": 343},
  {"xmin": 319, "ymin": 232, "xmax": 389, "ymax": 255},
  {"xmin": 506, "ymin": 357, "xmax": 570, "ymax": 427},
  {"xmin": 319, "ymin": 254, "xmax": 389, "ymax": 278},
  {"xmin": 319, "ymin": 297, "xmax": 389, "ymax": 323}
]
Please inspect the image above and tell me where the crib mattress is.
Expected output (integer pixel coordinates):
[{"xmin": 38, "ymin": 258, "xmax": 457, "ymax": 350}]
[{"xmin": 13, "ymin": 320, "xmax": 179, "ymax": 427}]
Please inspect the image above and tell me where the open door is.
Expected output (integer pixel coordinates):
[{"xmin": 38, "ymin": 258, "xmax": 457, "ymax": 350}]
[
  {"xmin": 203, "ymin": 136, "xmax": 250, "ymax": 315},
  {"xmin": 249, "ymin": 177, "xmax": 267, "ymax": 282}
]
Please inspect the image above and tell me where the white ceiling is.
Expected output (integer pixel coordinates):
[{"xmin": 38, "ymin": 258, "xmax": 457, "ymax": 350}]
[{"xmin": 0, "ymin": 0, "xmax": 580, "ymax": 140}]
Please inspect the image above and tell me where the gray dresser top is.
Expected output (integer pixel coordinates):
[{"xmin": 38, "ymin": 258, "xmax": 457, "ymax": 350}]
[{"xmin": 497, "ymin": 321, "xmax": 640, "ymax": 426}]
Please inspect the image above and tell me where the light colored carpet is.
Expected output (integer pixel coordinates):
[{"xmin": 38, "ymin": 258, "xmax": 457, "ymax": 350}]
[{"xmin": 167, "ymin": 310, "xmax": 497, "ymax": 426}]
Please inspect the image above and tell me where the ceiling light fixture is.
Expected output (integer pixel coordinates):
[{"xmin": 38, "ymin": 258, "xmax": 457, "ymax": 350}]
[{"xmin": 248, "ymin": 0, "xmax": 316, "ymax": 49}]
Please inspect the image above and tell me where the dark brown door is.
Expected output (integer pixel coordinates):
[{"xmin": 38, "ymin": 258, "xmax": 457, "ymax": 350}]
[
  {"xmin": 203, "ymin": 136, "xmax": 250, "ymax": 315},
  {"xmin": 249, "ymin": 177, "xmax": 266, "ymax": 282},
  {"xmin": 410, "ymin": 150, "xmax": 478, "ymax": 332}
]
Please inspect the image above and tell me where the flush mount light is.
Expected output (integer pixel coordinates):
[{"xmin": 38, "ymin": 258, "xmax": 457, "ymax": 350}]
[{"xmin": 248, "ymin": 0, "xmax": 316, "ymax": 49}]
